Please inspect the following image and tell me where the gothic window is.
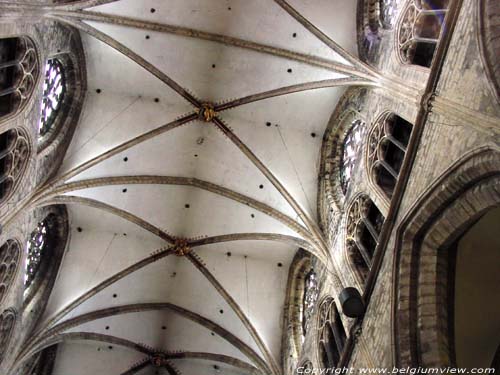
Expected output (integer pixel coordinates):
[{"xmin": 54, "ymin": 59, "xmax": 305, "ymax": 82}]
[
  {"xmin": 346, "ymin": 195, "xmax": 385, "ymax": 285},
  {"xmin": 0, "ymin": 37, "xmax": 38, "ymax": 119},
  {"xmin": 339, "ymin": 120, "xmax": 366, "ymax": 194},
  {"xmin": 297, "ymin": 360, "xmax": 314, "ymax": 374},
  {"xmin": 398, "ymin": 0, "xmax": 450, "ymax": 67},
  {"xmin": 25, "ymin": 217, "xmax": 54, "ymax": 289},
  {"xmin": 380, "ymin": 0, "xmax": 399, "ymax": 29},
  {"xmin": 38, "ymin": 59, "xmax": 65, "ymax": 138},
  {"xmin": 302, "ymin": 269, "xmax": 319, "ymax": 335},
  {"xmin": 318, "ymin": 298, "xmax": 346, "ymax": 370},
  {"xmin": 367, "ymin": 113, "xmax": 413, "ymax": 198},
  {"xmin": 0, "ymin": 128, "xmax": 30, "ymax": 205},
  {"xmin": 0, "ymin": 240, "xmax": 20, "ymax": 305},
  {"xmin": 0, "ymin": 308, "xmax": 16, "ymax": 364}
]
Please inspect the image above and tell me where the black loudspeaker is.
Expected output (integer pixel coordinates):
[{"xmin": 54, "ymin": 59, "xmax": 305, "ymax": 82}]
[{"xmin": 339, "ymin": 287, "xmax": 365, "ymax": 318}]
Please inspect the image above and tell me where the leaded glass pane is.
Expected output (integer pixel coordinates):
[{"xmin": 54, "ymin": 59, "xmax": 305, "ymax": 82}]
[
  {"xmin": 38, "ymin": 59, "xmax": 65, "ymax": 137},
  {"xmin": 339, "ymin": 120, "xmax": 365, "ymax": 194},
  {"xmin": 25, "ymin": 220, "xmax": 48, "ymax": 288},
  {"xmin": 302, "ymin": 269, "xmax": 319, "ymax": 334}
]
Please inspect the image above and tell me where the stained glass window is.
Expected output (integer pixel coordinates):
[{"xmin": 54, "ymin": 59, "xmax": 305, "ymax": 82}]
[
  {"xmin": 25, "ymin": 219, "xmax": 49, "ymax": 288},
  {"xmin": 302, "ymin": 269, "xmax": 319, "ymax": 335},
  {"xmin": 339, "ymin": 120, "xmax": 365, "ymax": 194},
  {"xmin": 38, "ymin": 59, "xmax": 65, "ymax": 137},
  {"xmin": 380, "ymin": 0, "xmax": 399, "ymax": 29}
]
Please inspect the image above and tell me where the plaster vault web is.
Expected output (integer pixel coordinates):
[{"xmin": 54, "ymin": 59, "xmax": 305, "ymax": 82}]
[{"xmin": 0, "ymin": 1, "xmax": 423, "ymax": 374}]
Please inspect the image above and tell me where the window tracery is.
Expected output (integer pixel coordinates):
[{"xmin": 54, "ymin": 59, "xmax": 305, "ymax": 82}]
[
  {"xmin": 25, "ymin": 218, "xmax": 50, "ymax": 288},
  {"xmin": 346, "ymin": 195, "xmax": 385, "ymax": 285},
  {"xmin": 0, "ymin": 240, "xmax": 20, "ymax": 305},
  {"xmin": 398, "ymin": 0, "xmax": 450, "ymax": 67},
  {"xmin": 38, "ymin": 59, "xmax": 65, "ymax": 138},
  {"xmin": 340, "ymin": 120, "xmax": 366, "ymax": 194},
  {"xmin": 0, "ymin": 37, "xmax": 38, "ymax": 120},
  {"xmin": 0, "ymin": 308, "xmax": 16, "ymax": 364},
  {"xmin": 318, "ymin": 298, "xmax": 346, "ymax": 370},
  {"xmin": 302, "ymin": 269, "xmax": 319, "ymax": 335},
  {"xmin": 367, "ymin": 113, "xmax": 413, "ymax": 198},
  {"xmin": 0, "ymin": 128, "xmax": 30, "ymax": 205}
]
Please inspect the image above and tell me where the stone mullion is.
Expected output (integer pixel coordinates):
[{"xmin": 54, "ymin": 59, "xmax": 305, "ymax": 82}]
[
  {"xmin": 362, "ymin": 217, "xmax": 380, "ymax": 244},
  {"xmin": 0, "ymin": 87, "xmax": 17, "ymax": 97},
  {"xmin": 356, "ymin": 239, "xmax": 374, "ymax": 270},
  {"xmin": 384, "ymin": 134, "xmax": 408, "ymax": 153},
  {"xmin": 377, "ymin": 159, "xmax": 399, "ymax": 179},
  {"xmin": 0, "ymin": 59, "xmax": 20, "ymax": 70}
]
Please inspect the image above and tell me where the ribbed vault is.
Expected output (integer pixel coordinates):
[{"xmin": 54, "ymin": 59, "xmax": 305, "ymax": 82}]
[{"xmin": 2, "ymin": 1, "xmax": 410, "ymax": 374}]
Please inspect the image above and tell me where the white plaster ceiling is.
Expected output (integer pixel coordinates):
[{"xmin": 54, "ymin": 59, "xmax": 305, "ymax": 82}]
[{"xmin": 41, "ymin": 1, "xmax": 358, "ymax": 374}]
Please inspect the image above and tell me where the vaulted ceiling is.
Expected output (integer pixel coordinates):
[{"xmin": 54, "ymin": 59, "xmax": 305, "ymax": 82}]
[{"xmin": 32, "ymin": 1, "xmax": 360, "ymax": 373}]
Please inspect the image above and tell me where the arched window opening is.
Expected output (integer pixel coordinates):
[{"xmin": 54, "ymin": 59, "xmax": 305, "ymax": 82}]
[
  {"xmin": 0, "ymin": 37, "xmax": 38, "ymax": 119},
  {"xmin": 0, "ymin": 240, "xmax": 20, "ymax": 305},
  {"xmin": 296, "ymin": 360, "xmax": 314, "ymax": 374},
  {"xmin": 0, "ymin": 128, "xmax": 30, "ymax": 205},
  {"xmin": 346, "ymin": 195, "xmax": 385, "ymax": 285},
  {"xmin": 368, "ymin": 113, "xmax": 413, "ymax": 198},
  {"xmin": 0, "ymin": 308, "xmax": 16, "ymax": 364},
  {"xmin": 38, "ymin": 59, "xmax": 65, "ymax": 138},
  {"xmin": 340, "ymin": 120, "xmax": 366, "ymax": 194},
  {"xmin": 25, "ymin": 220, "xmax": 48, "ymax": 288},
  {"xmin": 398, "ymin": 0, "xmax": 449, "ymax": 68},
  {"xmin": 318, "ymin": 298, "xmax": 346, "ymax": 370},
  {"xmin": 302, "ymin": 269, "xmax": 319, "ymax": 336},
  {"xmin": 25, "ymin": 215, "xmax": 57, "ymax": 289}
]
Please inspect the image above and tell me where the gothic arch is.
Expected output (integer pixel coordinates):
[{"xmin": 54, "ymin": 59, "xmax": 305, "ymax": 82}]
[
  {"xmin": 0, "ymin": 239, "xmax": 21, "ymax": 306},
  {"xmin": 344, "ymin": 193, "xmax": 386, "ymax": 289},
  {"xmin": 282, "ymin": 250, "xmax": 315, "ymax": 371},
  {"xmin": 0, "ymin": 127, "xmax": 31, "ymax": 207},
  {"xmin": 319, "ymin": 88, "xmax": 368, "ymax": 244},
  {"xmin": 0, "ymin": 308, "xmax": 17, "ymax": 366},
  {"xmin": 366, "ymin": 111, "xmax": 414, "ymax": 204},
  {"xmin": 36, "ymin": 31, "xmax": 86, "ymax": 184},
  {"xmin": 316, "ymin": 296, "xmax": 348, "ymax": 370},
  {"xmin": 23, "ymin": 205, "xmax": 69, "ymax": 331},
  {"xmin": 396, "ymin": 0, "xmax": 450, "ymax": 68},
  {"xmin": 0, "ymin": 36, "xmax": 40, "ymax": 126},
  {"xmin": 478, "ymin": 0, "xmax": 500, "ymax": 102},
  {"xmin": 392, "ymin": 147, "xmax": 500, "ymax": 367}
]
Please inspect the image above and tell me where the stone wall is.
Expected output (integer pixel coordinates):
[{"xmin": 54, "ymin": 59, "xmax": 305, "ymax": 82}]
[
  {"xmin": 289, "ymin": 0, "xmax": 500, "ymax": 372},
  {"xmin": 0, "ymin": 16, "xmax": 85, "ymax": 375}
]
